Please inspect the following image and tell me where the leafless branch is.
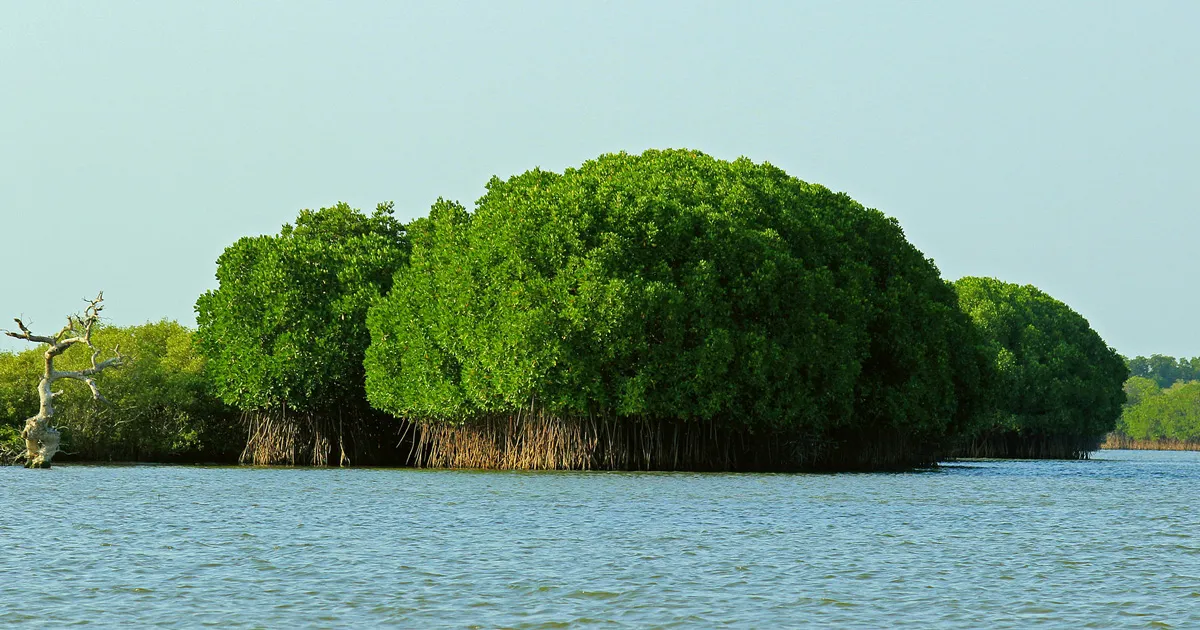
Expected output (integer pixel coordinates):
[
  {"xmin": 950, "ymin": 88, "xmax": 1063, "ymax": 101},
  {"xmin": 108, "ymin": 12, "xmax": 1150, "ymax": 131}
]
[{"xmin": 4, "ymin": 292, "xmax": 113, "ymax": 356}]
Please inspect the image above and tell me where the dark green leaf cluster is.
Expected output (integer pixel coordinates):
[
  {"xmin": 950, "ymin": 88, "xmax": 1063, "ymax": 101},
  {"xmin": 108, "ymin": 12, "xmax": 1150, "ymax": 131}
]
[
  {"xmin": 1125, "ymin": 355, "xmax": 1200, "ymax": 390},
  {"xmin": 366, "ymin": 150, "xmax": 984, "ymax": 444},
  {"xmin": 196, "ymin": 202, "xmax": 409, "ymax": 413},
  {"xmin": 954, "ymin": 277, "xmax": 1128, "ymax": 442}
]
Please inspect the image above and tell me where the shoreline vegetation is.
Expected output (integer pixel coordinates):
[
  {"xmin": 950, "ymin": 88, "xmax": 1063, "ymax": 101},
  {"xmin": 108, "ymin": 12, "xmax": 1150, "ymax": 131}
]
[
  {"xmin": 1103, "ymin": 358, "xmax": 1200, "ymax": 450},
  {"xmin": 0, "ymin": 149, "xmax": 1156, "ymax": 470}
]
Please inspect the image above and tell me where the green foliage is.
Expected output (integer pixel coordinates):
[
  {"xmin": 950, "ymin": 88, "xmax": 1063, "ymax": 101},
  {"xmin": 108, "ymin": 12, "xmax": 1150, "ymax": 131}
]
[
  {"xmin": 0, "ymin": 423, "xmax": 23, "ymax": 464},
  {"xmin": 954, "ymin": 277, "xmax": 1128, "ymax": 444},
  {"xmin": 1122, "ymin": 376, "xmax": 1161, "ymax": 409},
  {"xmin": 0, "ymin": 348, "xmax": 41, "ymax": 427},
  {"xmin": 196, "ymin": 202, "xmax": 409, "ymax": 414},
  {"xmin": 0, "ymin": 321, "xmax": 237, "ymax": 461},
  {"xmin": 1117, "ymin": 377, "xmax": 1200, "ymax": 442},
  {"xmin": 367, "ymin": 149, "xmax": 985, "ymax": 450},
  {"xmin": 1126, "ymin": 355, "xmax": 1200, "ymax": 390}
]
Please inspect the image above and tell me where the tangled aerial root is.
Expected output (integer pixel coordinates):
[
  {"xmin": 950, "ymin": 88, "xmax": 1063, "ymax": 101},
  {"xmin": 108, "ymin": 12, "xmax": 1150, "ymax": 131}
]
[
  {"xmin": 408, "ymin": 410, "xmax": 937, "ymax": 472},
  {"xmin": 240, "ymin": 408, "xmax": 407, "ymax": 466}
]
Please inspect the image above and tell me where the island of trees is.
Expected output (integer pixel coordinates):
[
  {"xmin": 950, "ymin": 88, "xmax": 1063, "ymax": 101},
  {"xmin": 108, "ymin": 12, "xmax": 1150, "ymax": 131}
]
[{"xmin": 2, "ymin": 149, "xmax": 1149, "ymax": 470}]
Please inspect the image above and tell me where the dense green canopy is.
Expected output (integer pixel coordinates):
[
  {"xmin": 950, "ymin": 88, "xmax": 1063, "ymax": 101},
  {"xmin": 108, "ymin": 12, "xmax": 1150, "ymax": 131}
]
[
  {"xmin": 954, "ymin": 277, "xmax": 1127, "ymax": 454},
  {"xmin": 366, "ymin": 149, "xmax": 986, "ymax": 457},
  {"xmin": 195, "ymin": 202, "xmax": 408, "ymax": 414}
]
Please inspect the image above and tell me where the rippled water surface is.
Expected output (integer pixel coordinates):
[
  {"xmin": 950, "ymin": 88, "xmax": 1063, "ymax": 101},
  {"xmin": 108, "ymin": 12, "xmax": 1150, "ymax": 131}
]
[{"xmin": 1, "ymin": 450, "xmax": 1198, "ymax": 628}]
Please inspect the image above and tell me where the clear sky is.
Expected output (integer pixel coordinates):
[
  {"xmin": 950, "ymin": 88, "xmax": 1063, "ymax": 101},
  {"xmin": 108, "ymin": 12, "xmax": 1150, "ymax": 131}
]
[{"xmin": 1, "ymin": 1, "xmax": 1196, "ymax": 357}]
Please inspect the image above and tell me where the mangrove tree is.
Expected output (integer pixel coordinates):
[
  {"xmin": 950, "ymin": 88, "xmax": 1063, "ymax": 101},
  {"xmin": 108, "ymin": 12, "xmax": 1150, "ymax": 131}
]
[
  {"xmin": 365, "ymin": 149, "xmax": 987, "ymax": 470},
  {"xmin": 953, "ymin": 277, "xmax": 1127, "ymax": 458},
  {"xmin": 195, "ymin": 202, "xmax": 410, "ymax": 465}
]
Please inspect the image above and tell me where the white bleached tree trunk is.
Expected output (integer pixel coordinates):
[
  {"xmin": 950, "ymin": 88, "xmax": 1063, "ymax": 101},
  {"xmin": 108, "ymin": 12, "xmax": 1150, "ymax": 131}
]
[{"xmin": 3, "ymin": 293, "xmax": 123, "ymax": 468}]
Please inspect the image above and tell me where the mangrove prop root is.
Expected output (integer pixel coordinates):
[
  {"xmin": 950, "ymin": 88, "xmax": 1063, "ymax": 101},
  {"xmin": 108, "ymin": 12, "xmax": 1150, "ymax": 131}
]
[
  {"xmin": 408, "ymin": 411, "xmax": 940, "ymax": 472},
  {"xmin": 240, "ymin": 408, "xmax": 408, "ymax": 466},
  {"xmin": 954, "ymin": 431, "xmax": 1103, "ymax": 460}
]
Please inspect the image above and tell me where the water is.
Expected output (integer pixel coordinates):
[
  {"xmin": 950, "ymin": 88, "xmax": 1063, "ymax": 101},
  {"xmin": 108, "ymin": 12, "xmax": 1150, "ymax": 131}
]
[{"xmin": 1, "ymin": 450, "xmax": 1197, "ymax": 628}]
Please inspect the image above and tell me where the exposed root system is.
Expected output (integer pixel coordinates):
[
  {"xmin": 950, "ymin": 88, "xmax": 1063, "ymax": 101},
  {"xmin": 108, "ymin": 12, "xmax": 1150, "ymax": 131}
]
[
  {"xmin": 408, "ymin": 410, "xmax": 940, "ymax": 472},
  {"xmin": 240, "ymin": 407, "xmax": 408, "ymax": 466},
  {"xmin": 954, "ymin": 430, "xmax": 1103, "ymax": 460}
]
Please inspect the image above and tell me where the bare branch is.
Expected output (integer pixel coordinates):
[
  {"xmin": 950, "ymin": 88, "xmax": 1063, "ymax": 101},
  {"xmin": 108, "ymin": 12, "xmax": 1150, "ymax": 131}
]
[
  {"xmin": 81, "ymin": 344, "xmax": 123, "ymax": 374},
  {"xmin": 85, "ymin": 377, "xmax": 107, "ymax": 403},
  {"xmin": 85, "ymin": 355, "xmax": 123, "ymax": 376},
  {"xmin": 49, "ymin": 341, "xmax": 123, "ymax": 402},
  {"xmin": 48, "ymin": 367, "xmax": 119, "ymax": 403},
  {"xmin": 54, "ymin": 317, "xmax": 75, "ymax": 343},
  {"xmin": 6, "ymin": 293, "xmax": 113, "ymax": 358},
  {"xmin": 3, "ymin": 318, "xmax": 58, "ymax": 345},
  {"xmin": 81, "ymin": 292, "xmax": 104, "ymax": 345}
]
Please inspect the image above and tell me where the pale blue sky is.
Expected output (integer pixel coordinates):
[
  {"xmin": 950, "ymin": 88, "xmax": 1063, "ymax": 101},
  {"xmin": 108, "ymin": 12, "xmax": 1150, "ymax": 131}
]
[{"xmin": 2, "ymin": 1, "xmax": 1197, "ymax": 357}]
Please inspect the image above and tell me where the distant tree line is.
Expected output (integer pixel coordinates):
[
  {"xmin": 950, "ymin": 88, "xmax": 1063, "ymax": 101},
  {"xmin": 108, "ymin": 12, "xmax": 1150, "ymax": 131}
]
[
  {"xmin": 1107, "ymin": 355, "xmax": 1200, "ymax": 448},
  {"xmin": 2, "ymin": 149, "xmax": 1132, "ymax": 469},
  {"xmin": 1125, "ymin": 355, "xmax": 1200, "ymax": 390}
]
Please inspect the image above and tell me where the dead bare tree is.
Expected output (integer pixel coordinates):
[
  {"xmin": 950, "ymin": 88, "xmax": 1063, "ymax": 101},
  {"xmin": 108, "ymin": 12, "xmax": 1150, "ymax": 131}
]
[{"xmin": 3, "ymin": 293, "xmax": 123, "ymax": 468}]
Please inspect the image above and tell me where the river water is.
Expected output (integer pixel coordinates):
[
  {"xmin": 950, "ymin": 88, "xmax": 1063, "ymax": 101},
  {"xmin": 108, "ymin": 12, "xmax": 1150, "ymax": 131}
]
[{"xmin": 1, "ymin": 450, "xmax": 1197, "ymax": 628}]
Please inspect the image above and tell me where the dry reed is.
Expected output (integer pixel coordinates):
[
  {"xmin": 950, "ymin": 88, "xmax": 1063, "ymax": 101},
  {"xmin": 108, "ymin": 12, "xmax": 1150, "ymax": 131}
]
[{"xmin": 1101, "ymin": 434, "xmax": 1200, "ymax": 451}]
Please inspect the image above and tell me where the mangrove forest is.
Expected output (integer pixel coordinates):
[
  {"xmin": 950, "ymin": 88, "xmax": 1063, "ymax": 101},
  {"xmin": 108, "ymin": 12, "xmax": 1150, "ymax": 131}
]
[{"xmin": 1, "ymin": 149, "xmax": 1145, "ymax": 470}]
